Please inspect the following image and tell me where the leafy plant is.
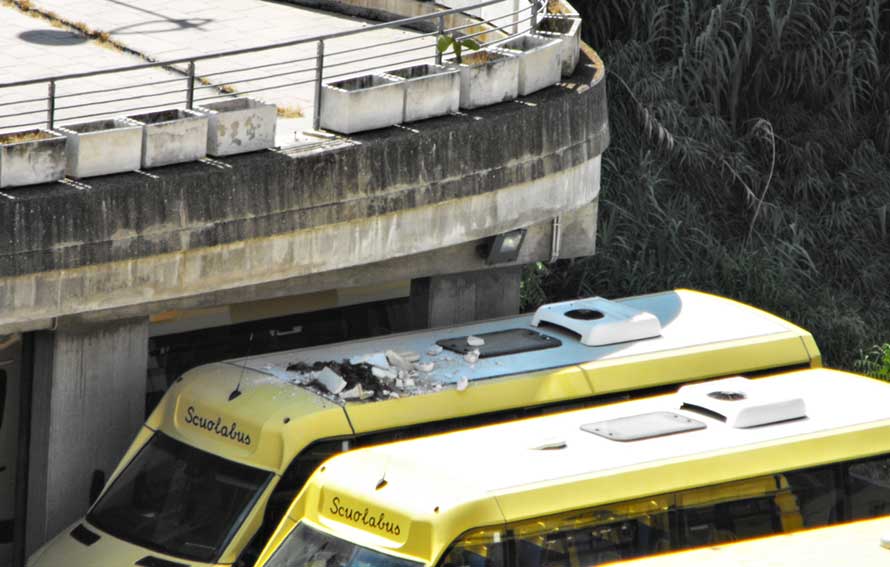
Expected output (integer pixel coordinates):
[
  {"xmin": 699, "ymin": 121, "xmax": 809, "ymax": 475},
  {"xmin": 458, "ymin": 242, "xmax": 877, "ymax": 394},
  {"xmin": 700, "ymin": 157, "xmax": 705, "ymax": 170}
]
[
  {"xmin": 436, "ymin": 34, "xmax": 481, "ymax": 64},
  {"xmin": 523, "ymin": 0, "xmax": 890, "ymax": 370},
  {"xmin": 856, "ymin": 344, "xmax": 890, "ymax": 381}
]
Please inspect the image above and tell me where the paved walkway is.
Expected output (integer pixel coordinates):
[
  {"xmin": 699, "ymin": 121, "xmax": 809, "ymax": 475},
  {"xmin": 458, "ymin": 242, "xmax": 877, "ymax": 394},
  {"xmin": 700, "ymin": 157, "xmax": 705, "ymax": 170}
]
[{"xmin": 0, "ymin": 0, "xmax": 434, "ymax": 143}]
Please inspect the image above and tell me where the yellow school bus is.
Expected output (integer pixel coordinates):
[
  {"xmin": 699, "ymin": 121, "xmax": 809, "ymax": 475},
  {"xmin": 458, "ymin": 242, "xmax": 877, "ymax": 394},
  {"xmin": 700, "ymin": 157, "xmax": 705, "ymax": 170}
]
[
  {"xmin": 610, "ymin": 515, "xmax": 890, "ymax": 566},
  {"xmin": 255, "ymin": 368, "xmax": 890, "ymax": 567},
  {"xmin": 27, "ymin": 290, "xmax": 822, "ymax": 567}
]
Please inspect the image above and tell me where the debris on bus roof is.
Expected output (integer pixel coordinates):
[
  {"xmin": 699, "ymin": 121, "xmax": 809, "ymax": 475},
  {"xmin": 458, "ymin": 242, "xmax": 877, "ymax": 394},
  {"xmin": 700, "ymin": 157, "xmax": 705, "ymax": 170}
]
[{"xmin": 467, "ymin": 335, "xmax": 485, "ymax": 347}]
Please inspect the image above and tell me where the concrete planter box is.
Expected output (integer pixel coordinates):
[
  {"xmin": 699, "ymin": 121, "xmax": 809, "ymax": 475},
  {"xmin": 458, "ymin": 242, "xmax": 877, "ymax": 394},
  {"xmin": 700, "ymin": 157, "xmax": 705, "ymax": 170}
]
[
  {"xmin": 195, "ymin": 97, "xmax": 277, "ymax": 157},
  {"xmin": 56, "ymin": 118, "xmax": 142, "ymax": 178},
  {"xmin": 447, "ymin": 50, "xmax": 520, "ymax": 110},
  {"xmin": 545, "ymin": 0, "xmax": 579, "ymax": 17},
  {"xmin": 0, "ymin": 129, "xmax": 66, "ymax": 188},
  {"xmin": 495, "ymin": 34, "xmax": 562, "ymax": 96},
  {"xmin": 535, "ymin": 16, "xmax": 581, "ymax": 77},
  {"xmin": 319, "ymin": 74, "xmax": 405, "ymax": 134},
  {"xmin": 383, "ymin": 64, "xmax": 460, "ymax": 123},
  {"xmin": 128, "ymin": 109, "xmax": 208, "ymax": 168}
]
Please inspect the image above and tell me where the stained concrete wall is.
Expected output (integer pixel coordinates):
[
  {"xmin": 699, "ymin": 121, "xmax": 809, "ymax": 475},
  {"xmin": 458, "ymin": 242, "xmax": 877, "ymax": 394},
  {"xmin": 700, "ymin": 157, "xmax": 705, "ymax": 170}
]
[
  {"xmin": 27, "ymin": 318, "xmax": 148, "ymax": 553},
  {"xmin": 0, "ymin": 51, "xmax": 608, "ymax": 334}
]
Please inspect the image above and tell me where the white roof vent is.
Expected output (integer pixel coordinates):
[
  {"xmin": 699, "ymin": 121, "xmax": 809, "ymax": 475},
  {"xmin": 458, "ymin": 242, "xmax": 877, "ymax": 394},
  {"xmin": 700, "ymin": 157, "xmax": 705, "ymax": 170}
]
[
  {"xmin": 677, "ymin": 376, "xmax": 807, "ymax": 428},
  {"xmin": 531, "ymin": 297, "xmax": 661, "ymax": 346}
]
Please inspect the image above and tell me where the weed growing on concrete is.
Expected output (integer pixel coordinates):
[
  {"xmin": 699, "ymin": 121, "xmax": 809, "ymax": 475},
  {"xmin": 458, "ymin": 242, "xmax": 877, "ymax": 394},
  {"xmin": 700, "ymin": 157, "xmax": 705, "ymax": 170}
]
[
  {"xmin": 277, "ymin": 105, "xmax": 304, "ymax": 119},
  {"xmin": 0, "ymin": 130, "xmax": 52, "ymax": 144}
]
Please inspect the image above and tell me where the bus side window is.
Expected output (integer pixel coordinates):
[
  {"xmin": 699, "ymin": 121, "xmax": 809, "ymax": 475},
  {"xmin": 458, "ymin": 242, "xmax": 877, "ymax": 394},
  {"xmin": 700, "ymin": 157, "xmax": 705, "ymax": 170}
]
[
  {"xmin": 846, "ymin": 455, "xmax": 890, "ymax": 520},
  {"xmin": 439, "ymin": 527, "xmax": 508, "ymax": 567},
  {"xmin": 782, "ymin": 467, "xmax": 839, "ymax": 528},
  {"xmin": 505, "ymin": 502, "xmax": 671, "ymax": 567},
  {"xmin": 674, "ymin": 476, "xmax": 789, "ymax": 548}
]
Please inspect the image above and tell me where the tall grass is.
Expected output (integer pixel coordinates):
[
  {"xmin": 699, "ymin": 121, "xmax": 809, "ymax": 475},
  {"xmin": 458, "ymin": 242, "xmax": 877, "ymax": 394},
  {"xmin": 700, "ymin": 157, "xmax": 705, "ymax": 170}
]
[{"xmin": 525, "ymin": 0, "xmax": 890, "ymax": 368}]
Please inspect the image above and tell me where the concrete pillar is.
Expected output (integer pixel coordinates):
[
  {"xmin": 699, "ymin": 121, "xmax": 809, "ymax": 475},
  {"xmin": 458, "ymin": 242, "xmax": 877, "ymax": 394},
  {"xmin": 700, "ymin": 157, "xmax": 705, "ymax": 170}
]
[
  {"xmin": 26, "ymin": 318, "xmax": 148, "ymax": 553},
  {"xmin": 410, "ymin": 266, "xmax": 522, "ymax": 328}
]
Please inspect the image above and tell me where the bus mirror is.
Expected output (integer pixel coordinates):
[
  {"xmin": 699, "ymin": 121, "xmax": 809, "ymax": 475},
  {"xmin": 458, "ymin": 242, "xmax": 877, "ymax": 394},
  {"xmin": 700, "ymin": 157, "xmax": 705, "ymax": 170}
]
[{"xmin": 89, "ymin": 469, "xmax": 106, "ymax": 505}]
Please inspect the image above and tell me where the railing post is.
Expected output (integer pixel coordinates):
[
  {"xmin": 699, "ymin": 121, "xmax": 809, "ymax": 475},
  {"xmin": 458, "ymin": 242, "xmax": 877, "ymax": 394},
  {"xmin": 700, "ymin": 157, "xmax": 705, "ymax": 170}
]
[
  {"xmin": 435, "ymin": 15, "xmax": 444, "ymax": 65},
  {"xmin": 313, "ymin": 39, "xmax": 325, "ymax": 131},
  {"xmin": 186, "ymin": 61, "xmax": 196, "ymax": 109},
  {"xmin": 531, "ymin": 0, "xmax": 539, "ymax": 32},
  {"xmin": 513, "ymin": 0, "xmax": 520, "ymax": 35},
  {"xmin": 47, "ymin": 80, "xmax": 55, "ymax": 130}
]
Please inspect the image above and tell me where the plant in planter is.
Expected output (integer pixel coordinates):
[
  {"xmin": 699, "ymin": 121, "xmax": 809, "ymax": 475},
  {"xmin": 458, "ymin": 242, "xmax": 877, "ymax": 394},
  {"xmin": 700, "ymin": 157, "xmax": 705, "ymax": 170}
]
[
  {"xmin": 534, "ymin": 15, "xmax": 581, "ymax": 77},
  {"xmin": 545, "ymin": 0, "xmax": 579, "ymax": 17},
  {"xmin": 195, "ymin": 97, "xmax": 277, "ymax": 157},
  {"xmin": 0, "ymin": 128, "xmax": 67, "ymax": 188},
  {"xmin": 447, "ymin": 49, "xmax": 520, "ymax": 110},
  {"xmin": 494, "ymin": 34, "xmax": 562, "ymax": 96},
  {"xmin": 382, "ymin": 64, "xmax": 460, "ymax": 123},
  {"xmin": 128, "ymin": 108, "xmax": 208, "ymax": 169},
  {"xmin": 436, "ymin": 34, "xmax": 481, "ymax": 64},
  {"xmin": 319, "ymin": 74, "xmax": 405, "ymax": 134},
  {"xmin": 56, "ymin": 118, "xmax": 142, "ymax": 178}
]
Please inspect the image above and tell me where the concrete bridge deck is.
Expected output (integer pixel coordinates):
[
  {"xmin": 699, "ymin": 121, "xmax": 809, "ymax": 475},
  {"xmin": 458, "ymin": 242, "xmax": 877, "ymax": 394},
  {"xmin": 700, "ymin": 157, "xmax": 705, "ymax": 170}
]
[{"xmin": 1, "ymin": 0, "xmax": 426, "ymax": 141}]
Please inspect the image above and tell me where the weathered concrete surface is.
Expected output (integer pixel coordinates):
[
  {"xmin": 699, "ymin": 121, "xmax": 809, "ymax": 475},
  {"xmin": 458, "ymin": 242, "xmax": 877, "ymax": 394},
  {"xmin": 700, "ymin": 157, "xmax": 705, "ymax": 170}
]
[
  {"xmin": 0, "ymin": 132, "xmax": 67, "ymax": 189},
  {"xmin": 57, "ymin": 119, "xmax": 143, "ymax": 179},
  {"xmin": 129, "ymin": 109, "xmax": 209, "ymax": 169},
  {"xmin": 384, "ymin": 64, "xmax": 460, "ymax": 124},
  {"xmin": 320, "ymin": 74, "xmax": 406, "ymax": 134},
  {"xmin": 450, "ymin": 50, "xmax": 520, "ymax": 109},
  {"xmin": 496, "ymin": 34, "xmax": 562, "ymax": 96},
  {"xmin": 410, "ymin": 266, "xmax": 522, "ymax": 328},
  {"xmin": 536, "ymin": 16, "xmax": 581, "ymax": 78},
  {"xmin": 26, "ymin": 318, "xmax": 148, "ymax": 554},
  {"xmin": 0, "ymin": 51, "xmax": 608, "ymax": 332},
  {"xmin": 197, "ymin": 98, "xmax": 278, "ymax": 157}
]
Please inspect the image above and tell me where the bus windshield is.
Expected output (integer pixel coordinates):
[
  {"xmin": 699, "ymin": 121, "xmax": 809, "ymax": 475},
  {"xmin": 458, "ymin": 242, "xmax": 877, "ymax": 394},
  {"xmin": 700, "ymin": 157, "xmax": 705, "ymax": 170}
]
[
  {"xmin": 87, "ymin": 431, "xmax": 272, "ymax": 563},
  {"xmin": 264, "ymin": 522, "xmax": 422, "ymax": 567}
]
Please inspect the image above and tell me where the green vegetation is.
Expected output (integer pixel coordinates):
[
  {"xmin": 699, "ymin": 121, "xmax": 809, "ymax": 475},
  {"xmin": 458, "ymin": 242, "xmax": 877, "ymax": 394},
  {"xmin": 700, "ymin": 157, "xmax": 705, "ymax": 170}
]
[
  {"xmin": 436, "ymin": 34, "xmax": 481, "ymax": 64},
  {"xmin": 856, "ymin": 343, "xmax": 890, "ymax": 380},
  {"xmin": 524, "ymin": 0, "xmax": 890, "ymax": 369}
]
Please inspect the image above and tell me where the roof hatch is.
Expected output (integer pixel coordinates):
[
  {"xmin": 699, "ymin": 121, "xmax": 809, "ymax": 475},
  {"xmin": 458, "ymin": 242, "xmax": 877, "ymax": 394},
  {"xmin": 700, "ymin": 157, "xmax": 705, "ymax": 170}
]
[
  {"xmin": 531, "ymin": 297, "xmax": 661, "ymax": 346},
  {"xmin": 677, "ymin": 376, "xmax": 807, "ymax": 428}
]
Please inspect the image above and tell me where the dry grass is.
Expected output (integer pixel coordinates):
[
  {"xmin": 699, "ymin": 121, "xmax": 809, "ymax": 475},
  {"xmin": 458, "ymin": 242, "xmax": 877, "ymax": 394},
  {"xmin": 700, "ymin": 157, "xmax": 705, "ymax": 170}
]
[
  {"xmin": 547, "ymin": 0, "xmax": 571, "ymax": 14},
  {"xmin": 277, "ymin": 105, "xmax": 304, "ymax": 119},
  {"xmin": 0, "ymin": 130, "xmax": 53, "ymax": 144},
  {"xmin": 462, "ymin": 51, "xmax": 496, "ymax": 65}
]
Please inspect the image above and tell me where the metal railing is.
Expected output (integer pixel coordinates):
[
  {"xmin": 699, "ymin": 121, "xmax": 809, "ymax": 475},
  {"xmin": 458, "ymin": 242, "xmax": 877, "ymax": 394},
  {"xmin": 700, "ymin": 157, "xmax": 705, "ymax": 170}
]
[{"xmin": 0, "ymin": 0, "xmax": 545, "ymax": 135}]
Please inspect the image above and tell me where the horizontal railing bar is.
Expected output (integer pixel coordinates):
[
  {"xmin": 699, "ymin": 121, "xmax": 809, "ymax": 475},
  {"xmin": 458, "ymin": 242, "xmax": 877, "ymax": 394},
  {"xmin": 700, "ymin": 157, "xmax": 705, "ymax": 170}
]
[
  {"xmin": 200, "ymin": 66, "xmax": 317, "ymax": 89},
  {"xmin": 445, "ymin": 4, "xmax": 532, "ymax": 35},
  {"xmin": 0, "ymin": 0, "xmax": 509, "ymax": 89},
  {"xmin": 0, "ymin": 96, "xmax": 50, "ymax": 108},
  {"xmin": 0, "ymin": 106, "xmax": 47, "ymax": 119},
  {"xmin": 0, "ymin": 120, "xmax": 49, "ymax": 131},
  {"xmin": 324, "ymin": 29, "xmax": 439, "ymax": 58},
  {"xmin": 321, "ymin": 42, "xmax": 433, "ymax": 71},
  {"xmin": 55, "ymin": 100, "xmax": 189, "ymax": 123},
  {"xmin": 192, "ymin": 77, "xmax": 320, "ymax": 102},
  {"xmin": 323, "ymin": 53, "xmax": 433, "ymax": 82},
  {"xmin": 199, "ymin": 55, "xmax": 320, "ymax": 79},
  {"xmin": 53, "ymin": 87, "xmax": 192, "ymax": 113},
  {"xmin": 53, "ymin": 76, "xmax": 187, "ymax": 100}
]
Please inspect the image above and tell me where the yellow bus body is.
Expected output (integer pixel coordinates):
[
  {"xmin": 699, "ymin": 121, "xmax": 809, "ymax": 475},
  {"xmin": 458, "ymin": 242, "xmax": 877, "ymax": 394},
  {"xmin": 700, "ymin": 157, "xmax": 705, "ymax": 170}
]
[
  {"xmin": 28, "ymin": 290, "xmax": 822, "ymax": 567},
  {"xmin": 256, "ymin": 368, "xmax": 890, "ymax": 567},
  {"xmin": 609, "ymin": 516, "xmax": 890, "ymax": 567}
]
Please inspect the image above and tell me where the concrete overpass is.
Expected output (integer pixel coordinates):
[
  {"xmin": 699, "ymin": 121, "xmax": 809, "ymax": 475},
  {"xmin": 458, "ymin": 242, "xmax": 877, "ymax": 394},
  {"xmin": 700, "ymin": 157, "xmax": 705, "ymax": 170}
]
[{"xmin": 0, "ymin": 0, "xmax": 606, "ymax": 561}]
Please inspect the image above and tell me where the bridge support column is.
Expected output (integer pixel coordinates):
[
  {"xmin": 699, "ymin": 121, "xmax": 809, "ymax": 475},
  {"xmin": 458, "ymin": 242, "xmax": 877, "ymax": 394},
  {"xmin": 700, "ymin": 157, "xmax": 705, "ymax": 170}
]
[
  {"xmin": 26, "ymin": 317, "xmax": 148, "ymax": 553},
  {"xmin": 410, "ymin": 266, "xmax": 521, "ymax": 329}
]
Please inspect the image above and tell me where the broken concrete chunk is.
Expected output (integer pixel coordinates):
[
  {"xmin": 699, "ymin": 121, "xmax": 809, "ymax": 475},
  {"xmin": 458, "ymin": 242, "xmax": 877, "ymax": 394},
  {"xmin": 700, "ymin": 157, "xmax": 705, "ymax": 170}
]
[
  {"xmin": 361, "ymin": 390, "xmax": 375, "ymax": 400},
  {"xmin": 467, "ymin": 335, "xmax": 485, "ymax": 347},
  {"xmin": 404, "ymin": 378, "xmax": 415, "ymax": 388},
  {"xmin": 433, "ymin": 383, "xmax": 443, "ymax": 391},
  {"xmin": 427, "ymin": 345, "xmax": 443, "ymax": 356},
  {"xmin": 464, "ymin": 349, "xmax": 480, "ymax": 364},
  {"xmin": 385, "ymin": 350, "xmax": 413, "ymax": 371},
  {"xmin": 340, "ymin": 384, "xmax": 363, "ymax": 400},
  {"xmin": 395, "ymin": 378, "xmax": 405, "ymax": 389},
  {"xmin": 389, "ymin": 392, "xmax": 400, "ymax": 399},
  {"xmin": 315, "ymin": 367, "xmax": 347, "ymax": 394},
  {"xmin": 399, "ymin": 351, "xmax": 421, "ymax": 363},
  {"xmin": 372, "ymin": 366, "xmax": 398, "ymax": 381},
  {"xmin": 456, "ymin": 376, "xmax": 469, "ymax": 391},
  {"xmin": 351, "ymin": 352, "xmax": 390, "ymax": 369},
  {"xmin": 414, "ymin": 361, "xmax": 435, "ymax": 373}
]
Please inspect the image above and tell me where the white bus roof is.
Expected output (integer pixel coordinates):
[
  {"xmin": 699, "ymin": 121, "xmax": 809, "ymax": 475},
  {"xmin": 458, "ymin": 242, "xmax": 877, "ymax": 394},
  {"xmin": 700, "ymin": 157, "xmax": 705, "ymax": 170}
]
[
  {"xmin": 313, "ymin": 369, "xmax": 890, "ymax": 508},
  {"xmin": 232, "ymin": 289, "xmax": 812, "ymax": 394}
]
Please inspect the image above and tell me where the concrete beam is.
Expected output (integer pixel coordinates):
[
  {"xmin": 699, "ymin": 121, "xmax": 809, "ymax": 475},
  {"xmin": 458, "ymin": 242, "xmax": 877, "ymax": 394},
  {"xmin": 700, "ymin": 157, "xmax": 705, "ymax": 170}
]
[
  {"xmin": 26, "ymin": 318, "xmax": 148, "ymax": 553},
  {"xmin": 410, "ymin": 266, "xmax": 522, "ymax": 328},
  {"xmin": 0, "ymin": 51, "xmax": 607, "ymax": 331}
]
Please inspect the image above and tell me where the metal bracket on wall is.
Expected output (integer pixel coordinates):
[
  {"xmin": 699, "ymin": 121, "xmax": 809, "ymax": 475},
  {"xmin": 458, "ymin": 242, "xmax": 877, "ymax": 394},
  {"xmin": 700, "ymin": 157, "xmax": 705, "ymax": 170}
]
[{"xmin": 549, "ymin": 216, "xmax": 562, "ymax": 263}]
